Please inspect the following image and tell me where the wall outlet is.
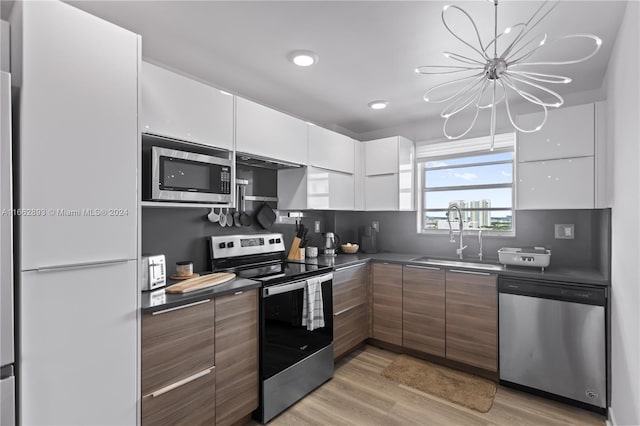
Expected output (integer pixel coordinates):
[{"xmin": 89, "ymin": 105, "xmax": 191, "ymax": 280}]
[
  {"xmin": 371, "ymin": 221, "xmax": 379, "ymax": 232},
  {"xmin": 554, "ymin": 224, "xmax": 575, "ymax": 239},
  {"xmin": 314, "ymin": 220, "xmax": 321, "ymax": 233}
]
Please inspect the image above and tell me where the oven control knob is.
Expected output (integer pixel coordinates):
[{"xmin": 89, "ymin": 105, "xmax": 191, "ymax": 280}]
[
  {"xmin": 227, "ymin": 242, "xmax": 234, "ymax": 248},
  {"xmin": 218, "ymin": 242, "xmax": 226, "ymax": 249},
  {"xmin": 269, "ymin": 239, "xmax": 275, "ymax": 244},
  {"xmin": 276, "ymin": 238, "xmax": 281, "ymax": 244}
]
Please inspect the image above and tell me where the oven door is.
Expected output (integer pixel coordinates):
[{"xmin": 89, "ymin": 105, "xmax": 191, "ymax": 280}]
[
  {"xmin": 151, "ymin": 146, "xmax": 232, "ymax": 203},
  {"xmin": 261, "ymin": 274, "xmax": 333, "ymax": 380}
]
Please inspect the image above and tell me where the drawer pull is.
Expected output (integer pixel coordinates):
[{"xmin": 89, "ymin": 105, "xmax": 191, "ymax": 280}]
[
  {"xmin": 234, "ymin": 291, "xmax": 243, "ymax": 295},
  {"xmin": 335, "ymin": 263, "xmax": 366, "ymax": 272},
  {"xmin": 449, "ymin": 269, "xmax": 491, "ymax": 276},
  {"xmin": 334, "ymin": 305, "xmax": 358, "ymax": 317},
  {"xmin": 149, "ymin": 368, "xmax": 213, "ymax": 398},
  {"xmin": 405, "ymin": 264, "xmax": 441, "ymax": 271},
  {"xmin": 151, "ymin": 299, "xmax": 211, "ymax": 315}
]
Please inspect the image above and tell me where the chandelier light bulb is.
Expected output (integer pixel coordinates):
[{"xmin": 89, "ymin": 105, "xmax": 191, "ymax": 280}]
[{"xmin": 416, "ymin": 0, "xmax": 602, "ymax": 149}]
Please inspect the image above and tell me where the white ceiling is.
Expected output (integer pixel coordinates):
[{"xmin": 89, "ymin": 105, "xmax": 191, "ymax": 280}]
[{"xmin": 8, "ymin": 1, "xmax": 629, "ymax": 141}]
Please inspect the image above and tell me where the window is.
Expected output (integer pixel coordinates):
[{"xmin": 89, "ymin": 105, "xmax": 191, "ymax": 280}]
[{"xmin": 417, "ymin": 133, "xmax": 515, "ymax": 235}]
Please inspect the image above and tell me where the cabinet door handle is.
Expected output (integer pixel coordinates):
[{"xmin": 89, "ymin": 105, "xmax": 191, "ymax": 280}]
[
  {"xmin": 405, "ymin": 264, "xmax": 441, "ymax": 271},
  {"xmin": 449, "ymin": 269, "xmax": 491, "ymax": 276},
  {"xmin": 151, "ymin": 299, "xmax": 211, "ymax": 315},
  {"xmin": 34, "ymin": 258, "xmax": 130, "ymax": 272},
  {"xmin": 335, "ymin": 263, "xmax": 366, "ymax": 272},
  {"xmin": 334, "ymin": 305, "xmax": 358, "ymax": 317},
  {"xmin": 149, "ymin": 368, "xmax": 213, "ymax": 398}
]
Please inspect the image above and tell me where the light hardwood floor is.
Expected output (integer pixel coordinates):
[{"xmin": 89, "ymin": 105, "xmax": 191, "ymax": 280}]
[{"xmin": 255, "ymin": 345, "xmax": 605, "ymax": 426}]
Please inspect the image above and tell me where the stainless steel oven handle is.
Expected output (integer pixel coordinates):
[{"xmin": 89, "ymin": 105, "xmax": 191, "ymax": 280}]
[{"xmin": 262, "ymin": 273, "xmax": 333, "ymax": 297}]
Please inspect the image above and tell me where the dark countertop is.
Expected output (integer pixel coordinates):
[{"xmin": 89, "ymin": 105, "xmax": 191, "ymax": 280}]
[
  {"xmin": 142, "ymin": 251, "xmax": 608, "ymax": 312},
  {"xmin": 311, "ymin": 252, "xmax": 609, "ymax": 286},
  {"xmin": 141, "ymin": 275, "xmax": 262, "ymax": 314}
]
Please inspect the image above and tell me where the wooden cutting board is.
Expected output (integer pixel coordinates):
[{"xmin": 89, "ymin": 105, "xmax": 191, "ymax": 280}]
[{"xmin": 165, "ymin": 272, "xmax": 236, "ymax": 294}]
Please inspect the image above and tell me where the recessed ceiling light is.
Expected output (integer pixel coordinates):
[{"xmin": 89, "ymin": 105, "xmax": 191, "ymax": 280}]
[
  {"xmin": 368, "ymin": 100, "xmax": 389, "ymax": 110},
  {"xmin": 288, "ymin": 50, "xmax": 319, "ymax": 67}
]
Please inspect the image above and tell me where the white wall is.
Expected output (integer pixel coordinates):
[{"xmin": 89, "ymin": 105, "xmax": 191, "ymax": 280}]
[{"xmin": 604, "ymin": 1, "xmax": 640, "ymax": 425}]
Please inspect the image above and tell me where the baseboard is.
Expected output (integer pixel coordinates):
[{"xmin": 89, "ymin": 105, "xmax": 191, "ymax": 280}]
[{"xmin": 607, "ymin": 406, "xmax": 617, "ymax": 426}]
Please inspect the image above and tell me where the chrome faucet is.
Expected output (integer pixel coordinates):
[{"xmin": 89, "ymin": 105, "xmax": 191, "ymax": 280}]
[
  {"xmin": 447, "ymin": 204, "xmax": 467, "ymax": 259},
  {"xmin": 478, "ymin": 230, "xmax": 483, "ymax": 261}
]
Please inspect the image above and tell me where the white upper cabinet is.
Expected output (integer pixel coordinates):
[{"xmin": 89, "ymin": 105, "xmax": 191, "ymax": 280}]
[
  {"xmin": 308, "ymin": 125, "xmax": 354, "ymax": 174},
  {"xmin": 1, "ymin": 20, "xmax": 9, "ymax": 72},
  {"xmin": 307, "ymin": 166, "xmax": 354, "ymax": 210},
  {"xmin": 518, "ymin": 157, "xmax": 595, "ymax": 209},
  {"xmin": 365, "ymin": 174, "xmax": 399, "ymax": 211},
  {"xmin": 14, "ymin": 0, "xmax": 138, "ymax": 270},
  {"xmin": 141, "ymin": 61, "xmax": 233, "ymax": 150},
  {"xmin": 362, "ymin": 136, "xmax": 415, "ymax": 210},
  {"xmin": 516, "ymin": 102, "xmax": 604, "ymax": 209},
  {"xmin": 354, "ymin": 141, "xmax": 365, "ymax": 210},
  {"xmin": 236, "ymin": 97, "xmax": 308, "ymax": 165},
  {"xmin": 365, "ymin": 137, "xmax": 399, "ymax": 175},
  {"xmin": 517, "ymin": 103, "xmax": 594, "ymax": 162},
  {"xmin": 277, "ymin": 166, "xmax": 354, "ymax": 211}
]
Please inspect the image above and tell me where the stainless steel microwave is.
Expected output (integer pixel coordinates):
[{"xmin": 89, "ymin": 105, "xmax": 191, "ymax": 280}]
[{"xmin": 143, "ymin": 146, "xmax": 232, "ymax": 204}]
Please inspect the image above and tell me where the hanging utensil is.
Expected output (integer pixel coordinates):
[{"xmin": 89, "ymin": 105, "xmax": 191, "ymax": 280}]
[
  {"xmin": 256, "ymin": 202, "xmax": 276, "ymax": 229},
  {"xmin": 226, "ymin": 208, "xmax": 233, "ymax": 227},
  {"xmin": 207, "ymin": 207, "xmax": 220, "ymax": 223},
  {"xmin": 239, "ymin": 184, "xmax": 252, "ymax": 227},
  {"xmin": 219, "ymin": 208, "xmax": 227, "ymax": 227},
  {"xmin": 233, "ymin": 185, "xmax": 242, "ymax": 227}
]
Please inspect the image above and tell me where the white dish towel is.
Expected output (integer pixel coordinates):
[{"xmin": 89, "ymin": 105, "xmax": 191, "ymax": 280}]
[{"xmin": 302, "ymin": 277, "xmax": 325, "ymax": 331}]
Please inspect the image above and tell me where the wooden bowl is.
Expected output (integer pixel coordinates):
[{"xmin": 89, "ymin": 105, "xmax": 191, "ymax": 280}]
[{"xmin": 341, "ymin": 244, "xmax": 359, "ymax": 254}]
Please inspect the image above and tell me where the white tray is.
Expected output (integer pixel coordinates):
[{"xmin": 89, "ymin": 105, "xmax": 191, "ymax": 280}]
[{"xmin": 498, "ymin": 247, "xmax": 551, "ymax": 271}]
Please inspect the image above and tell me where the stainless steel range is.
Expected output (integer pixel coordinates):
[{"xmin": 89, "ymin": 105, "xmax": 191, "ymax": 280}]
[{"xmin": 210, "ymin": 233, "xmax": 334, "ymax": 424}]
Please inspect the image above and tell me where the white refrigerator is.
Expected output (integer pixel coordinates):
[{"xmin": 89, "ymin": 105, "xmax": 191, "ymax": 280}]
[{"xmin": 0, "ymin": 71, "xmax": 15, "ymax": 426}]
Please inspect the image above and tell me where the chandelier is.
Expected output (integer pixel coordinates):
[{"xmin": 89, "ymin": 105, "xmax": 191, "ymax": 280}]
[{"xmin": 416, "ymin": 0, "xmax": 602, "ymax": 150}]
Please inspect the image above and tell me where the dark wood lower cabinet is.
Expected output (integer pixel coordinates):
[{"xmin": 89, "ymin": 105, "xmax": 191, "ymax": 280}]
[
  {"xmin": 334, "ymin": 303, "xmax": 368, "ymax": 359},
  {"xmin": 445, "ymin": 270, "xmax": 498, "ymax": 372},
  {"xmin": 141, "ymin": 366, "xmax": 216, "ymax": 426},
  {"xmin": 141, "ymin": 290, "xmax": 259, "ymax": 426},
  {"xmin": 372, "ymin": 263, "xmax": 403, "ymax": 346},
  {"xmin": 333, "ymin": 263, "xmax": 369, "ymax": 359},
  {"xmin": 214, "ymin": 289, "xmax": 259, "ymax": 426},
  {"xmin": 402, "ymin": 265, "xmax": 446, "ymax": 357},
  {"xmin": 141, "ymin": 299, "xmax": 215, "ymax": 397}
]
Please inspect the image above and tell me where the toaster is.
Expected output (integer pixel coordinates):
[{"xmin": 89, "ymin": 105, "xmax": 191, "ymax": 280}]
[{"xmin": 141, "ymin": 255, "xmax": 166, "ymax": 291}]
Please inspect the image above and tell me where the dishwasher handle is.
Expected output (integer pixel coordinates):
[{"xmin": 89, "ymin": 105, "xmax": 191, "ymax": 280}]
[{"xmin": 498, "ymin": 277, "xmax": 606, "ymax": 306}]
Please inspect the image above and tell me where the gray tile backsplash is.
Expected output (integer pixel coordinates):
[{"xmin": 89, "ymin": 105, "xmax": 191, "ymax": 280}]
[
  {"xmin": 142, "ymin": 162, "xmax": 610, "ymax": 274},
  {"xmin": 335, "ymin": 209, "xmax": 611, "ymax": 270}
]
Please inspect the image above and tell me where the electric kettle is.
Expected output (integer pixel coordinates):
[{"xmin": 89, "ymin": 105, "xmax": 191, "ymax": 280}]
[{"xmin": 321, "ymin": 232, "xmax": 341, "ymax": 256}]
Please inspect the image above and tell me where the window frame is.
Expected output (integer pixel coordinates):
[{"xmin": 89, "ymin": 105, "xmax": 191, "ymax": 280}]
[{"xmin": 416, "ymin": 137, "xmax": 516, "ymax": 237}]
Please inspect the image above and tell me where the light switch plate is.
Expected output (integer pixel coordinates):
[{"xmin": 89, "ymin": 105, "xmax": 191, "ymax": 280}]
[
  {"xmin": 372, "ymin": 221, "xmax": 379, "ymax": 232},
  {"xmin": 314, "ymin": 221, "xmax": 321, "ymax": 233},
  {"xmin": 554, "ymin": 224, "xmax": 575, "ymax": 239}
]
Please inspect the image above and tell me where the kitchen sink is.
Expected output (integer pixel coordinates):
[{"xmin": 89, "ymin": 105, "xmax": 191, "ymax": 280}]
[{"xmin": 408, "ymin": 257, "xmax": 504, "ymax": 272}]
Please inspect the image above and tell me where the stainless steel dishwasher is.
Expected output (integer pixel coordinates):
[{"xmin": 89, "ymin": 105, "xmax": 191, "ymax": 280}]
[{"xmin": 499, "ymin": 276, "xmax": 607, "ymax": 410}]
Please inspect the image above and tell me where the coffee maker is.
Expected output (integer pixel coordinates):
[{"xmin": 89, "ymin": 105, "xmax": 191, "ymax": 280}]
[{"xmin": 359, "ymin": 226, "xmax": 378, "ymax": 253}]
